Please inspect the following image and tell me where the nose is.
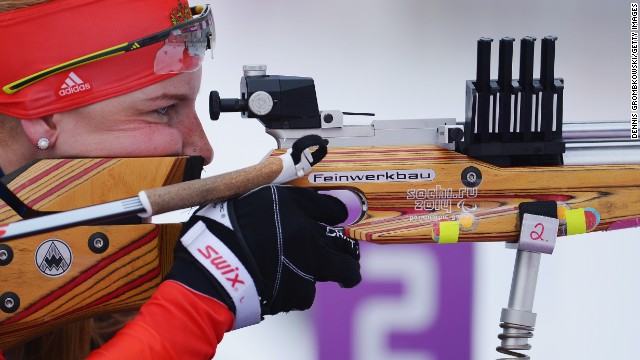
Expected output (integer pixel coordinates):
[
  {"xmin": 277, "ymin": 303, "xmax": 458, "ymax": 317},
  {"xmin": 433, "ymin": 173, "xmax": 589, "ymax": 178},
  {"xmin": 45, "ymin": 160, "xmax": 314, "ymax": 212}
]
[{"xmin": 182, "ymin": 114, "xmax": 214, "ymax": 165}]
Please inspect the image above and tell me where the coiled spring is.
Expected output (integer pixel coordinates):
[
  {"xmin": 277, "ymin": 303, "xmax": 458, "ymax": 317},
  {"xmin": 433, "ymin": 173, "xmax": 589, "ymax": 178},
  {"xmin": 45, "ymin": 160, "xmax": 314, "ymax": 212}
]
[{"xmin": 496, "ymin": 322, "xmax": 533, "ymax": 359}]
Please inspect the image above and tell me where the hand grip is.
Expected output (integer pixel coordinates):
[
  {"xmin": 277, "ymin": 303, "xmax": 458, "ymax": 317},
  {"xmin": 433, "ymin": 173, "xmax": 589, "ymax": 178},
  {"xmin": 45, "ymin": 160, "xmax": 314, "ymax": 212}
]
[
  {"xmin": 139, "ymin": 156, "xmax": 284, "ymax": 216},
  {"xmin": 140, "ymin": 135, "xmax": 328, "ymax": 217}
]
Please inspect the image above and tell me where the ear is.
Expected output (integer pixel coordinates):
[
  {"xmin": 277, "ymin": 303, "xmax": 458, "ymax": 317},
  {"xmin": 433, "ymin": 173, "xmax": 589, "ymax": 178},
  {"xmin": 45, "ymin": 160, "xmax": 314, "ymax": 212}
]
[{"xmin": 20, "ymin": 116, "xmax": 58, "ymax": 149}]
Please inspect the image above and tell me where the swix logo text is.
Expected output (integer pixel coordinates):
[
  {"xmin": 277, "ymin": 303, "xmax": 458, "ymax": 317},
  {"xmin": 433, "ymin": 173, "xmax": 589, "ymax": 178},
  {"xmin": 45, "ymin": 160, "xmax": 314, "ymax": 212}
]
[
  {"xmin": 198, "ymin": 245, "xmax": 245, "ymax": 289},
  {"xmin": 58, "ymin": 72, "xmax": 91, "ymax": 97}
]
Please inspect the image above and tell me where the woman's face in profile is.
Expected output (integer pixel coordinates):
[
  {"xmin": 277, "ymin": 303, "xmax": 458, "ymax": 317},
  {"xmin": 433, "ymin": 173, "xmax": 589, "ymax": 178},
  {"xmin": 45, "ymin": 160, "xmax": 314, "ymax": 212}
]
[{"xmin": 42, "ymin": 69, "xmax": 213, "ymax": 164}]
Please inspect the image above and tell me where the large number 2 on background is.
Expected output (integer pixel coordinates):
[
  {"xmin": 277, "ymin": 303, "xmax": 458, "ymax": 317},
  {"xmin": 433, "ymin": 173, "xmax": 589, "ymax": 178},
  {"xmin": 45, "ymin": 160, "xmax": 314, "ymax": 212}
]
[{"xmin": 353, "ymin": 246, "xmax": 439, "ymax": 360}]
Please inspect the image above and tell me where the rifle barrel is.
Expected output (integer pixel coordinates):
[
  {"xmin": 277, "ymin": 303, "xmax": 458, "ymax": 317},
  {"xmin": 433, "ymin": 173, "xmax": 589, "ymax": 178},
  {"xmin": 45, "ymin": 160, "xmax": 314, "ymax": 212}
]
[
  {"xmin": 563, "ymin": 121, "xmax": 631, "ymax": 140},
  {"xmin": 563, "ymin": 121, "xmax": 640, "ymax": 165}
]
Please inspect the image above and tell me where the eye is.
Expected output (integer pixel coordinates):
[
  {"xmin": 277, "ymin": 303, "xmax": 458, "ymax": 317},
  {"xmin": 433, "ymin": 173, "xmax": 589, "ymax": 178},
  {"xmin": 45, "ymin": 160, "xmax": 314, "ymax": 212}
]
[{"xmin": 155, "ymin": 106, "xmax": 170, "ymax": 115}]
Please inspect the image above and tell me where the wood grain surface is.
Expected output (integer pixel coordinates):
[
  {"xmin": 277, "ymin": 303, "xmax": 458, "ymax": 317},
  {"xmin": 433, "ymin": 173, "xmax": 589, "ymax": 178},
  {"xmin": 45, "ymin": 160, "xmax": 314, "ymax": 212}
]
[
  {"xmin": 282, "ymin": 145, "xmax": 640, "ymax": 243},
  {"xmin": 0, "ymin": 157, "xmax": 196, "ymax": 348}
]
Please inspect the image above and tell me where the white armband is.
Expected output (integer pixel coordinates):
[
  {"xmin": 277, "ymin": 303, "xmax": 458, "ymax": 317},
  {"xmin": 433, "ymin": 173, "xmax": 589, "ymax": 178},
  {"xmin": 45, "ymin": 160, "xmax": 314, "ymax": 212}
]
[{"xmin": 180, "ymin": 221, "xmax": 261, "ymax": 329}]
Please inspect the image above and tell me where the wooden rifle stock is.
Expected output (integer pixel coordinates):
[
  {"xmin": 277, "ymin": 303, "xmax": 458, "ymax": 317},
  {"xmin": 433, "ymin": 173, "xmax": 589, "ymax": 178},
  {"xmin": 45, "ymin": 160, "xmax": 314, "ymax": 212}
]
[
  {"xmin": 277, "ymin": 144, "xmax": 640, "ymax": 243},
  {"xmin": 0, "ymin": 150, "xmax": 300, "ymax": 349},
  {"xmin": 0, "ymin": 157, "xmax": 197, "ymax": 348}
]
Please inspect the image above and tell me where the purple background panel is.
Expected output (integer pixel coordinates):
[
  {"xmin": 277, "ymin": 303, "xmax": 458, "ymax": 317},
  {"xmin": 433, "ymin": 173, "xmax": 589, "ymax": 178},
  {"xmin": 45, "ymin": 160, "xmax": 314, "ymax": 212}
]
[{"xmin": 312, "ymin": 242, "xmax": 473, "ymax": 360}]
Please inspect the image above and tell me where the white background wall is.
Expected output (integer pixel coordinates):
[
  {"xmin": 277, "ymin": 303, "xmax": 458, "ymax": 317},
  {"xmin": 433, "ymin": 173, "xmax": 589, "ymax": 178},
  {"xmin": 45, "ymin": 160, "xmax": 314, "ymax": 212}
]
[{"xmin": 184, "ymin": 1, "xmax": 640, "ymax": 359}]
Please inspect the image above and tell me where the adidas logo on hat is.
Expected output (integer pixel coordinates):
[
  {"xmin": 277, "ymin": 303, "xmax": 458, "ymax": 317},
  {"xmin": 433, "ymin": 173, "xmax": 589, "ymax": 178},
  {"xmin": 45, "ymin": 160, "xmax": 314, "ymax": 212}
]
[{"xmin": 58, "ymin": 72, "xmax": 91, "ymax": 97}]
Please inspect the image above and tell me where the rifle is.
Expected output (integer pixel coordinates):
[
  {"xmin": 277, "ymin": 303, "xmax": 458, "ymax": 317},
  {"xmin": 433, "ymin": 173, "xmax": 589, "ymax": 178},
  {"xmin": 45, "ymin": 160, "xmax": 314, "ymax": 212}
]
[
  {"xmin": 211, "ymin": 47, "xmax": 640, "ymax": 245},
  {"xmin": 209, "ymin": 37, "xmax": 640, "ymax": 358},
  {"xmin": 0, "ymin": 35, "xmax": 637, "ymax": 357},
  {"xmin": 0, "ymin": 137, "xmax": 325, "ymax": 348}
]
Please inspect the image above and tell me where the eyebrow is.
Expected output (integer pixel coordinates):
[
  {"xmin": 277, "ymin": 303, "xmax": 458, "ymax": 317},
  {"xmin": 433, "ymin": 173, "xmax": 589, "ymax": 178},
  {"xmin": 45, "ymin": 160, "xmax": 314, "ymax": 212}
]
[{"xmin": 142, "ymin": 93, "xmax": 193, "ymax": 104}]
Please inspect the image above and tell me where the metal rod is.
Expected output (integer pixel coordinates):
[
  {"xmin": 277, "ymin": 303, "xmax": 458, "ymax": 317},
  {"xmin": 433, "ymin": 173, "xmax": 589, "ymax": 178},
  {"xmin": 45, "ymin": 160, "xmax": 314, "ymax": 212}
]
[
  {"xmin": 507, "ymin": 250, "xmax": 541, "ymax": 312},
  {"xmin": 563, "ymin": 121, "xmax": 632, "ymax": 140},
  {"xmin": 497, "ymin": 250, "xmax": 542, "ymax": 359}
]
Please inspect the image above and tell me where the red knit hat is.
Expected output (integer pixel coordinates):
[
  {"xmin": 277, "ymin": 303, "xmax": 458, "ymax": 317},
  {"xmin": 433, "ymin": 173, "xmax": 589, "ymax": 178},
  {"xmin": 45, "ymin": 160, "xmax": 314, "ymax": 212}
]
[{"xmin": 0, "ymin": 0, "xmax": 213, "ymax": 119}]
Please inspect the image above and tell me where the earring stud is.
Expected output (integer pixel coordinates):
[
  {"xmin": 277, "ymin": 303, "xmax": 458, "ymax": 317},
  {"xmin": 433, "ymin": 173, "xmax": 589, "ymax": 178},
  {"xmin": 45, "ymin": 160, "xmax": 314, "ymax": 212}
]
[{"xmin": 37, "ymin": 137, "xmax": 50, "ymax": 150}]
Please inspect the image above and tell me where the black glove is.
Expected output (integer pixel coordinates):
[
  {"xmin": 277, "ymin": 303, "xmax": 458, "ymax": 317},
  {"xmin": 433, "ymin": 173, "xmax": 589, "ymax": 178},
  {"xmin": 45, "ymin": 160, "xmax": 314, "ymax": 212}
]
[{"xmin": 166, "ymin": 185, "xmax": 361, "ymax": 329}]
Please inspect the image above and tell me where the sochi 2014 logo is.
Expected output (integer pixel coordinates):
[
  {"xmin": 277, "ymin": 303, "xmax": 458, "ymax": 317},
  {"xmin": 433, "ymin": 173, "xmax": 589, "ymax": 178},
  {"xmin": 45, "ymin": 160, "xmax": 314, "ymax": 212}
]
[{"xmin": 34, "ymin": 239, "xmax": 73, "ymax": 277}]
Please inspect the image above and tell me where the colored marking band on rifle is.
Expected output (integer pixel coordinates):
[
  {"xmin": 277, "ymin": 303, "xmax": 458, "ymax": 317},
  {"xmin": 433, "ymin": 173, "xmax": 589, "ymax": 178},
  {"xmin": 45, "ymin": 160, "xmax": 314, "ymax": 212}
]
[
  {"xmin": 565, "ymin": 208, "xmax": 587, "ymax": 235},
  {"xmin": 432, "ymin": 221, "xmax": 460, "ymax": 244}
]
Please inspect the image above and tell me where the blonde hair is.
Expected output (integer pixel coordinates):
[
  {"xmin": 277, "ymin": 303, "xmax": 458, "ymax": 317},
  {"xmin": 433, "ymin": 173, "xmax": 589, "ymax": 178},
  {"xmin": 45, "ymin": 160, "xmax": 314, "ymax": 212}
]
[
  {"xmin": 0, "ymin": 0, "xmax": 50, "ymax": 12},
  {"xmin": 0, "ymin": 114, "xmax": 20, "ymax": 145},
  {"xmin": 4, "ymin": 313, "xmax": 137, "ymax": 360},
  {"xmin": 5, "ymin": 321, "xmax": 93, "ymax": 360},
  {"xmin": 1, "ymin": 2, "xmax": 135, "ymax": 359}
]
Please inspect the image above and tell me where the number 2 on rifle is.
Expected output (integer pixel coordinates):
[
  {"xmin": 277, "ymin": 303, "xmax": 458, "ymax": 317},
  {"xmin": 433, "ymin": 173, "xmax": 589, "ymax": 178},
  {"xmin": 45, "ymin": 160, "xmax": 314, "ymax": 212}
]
[{"xmin": 529, "ymin": 223, "xmax": 546, "ymax": 241}]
